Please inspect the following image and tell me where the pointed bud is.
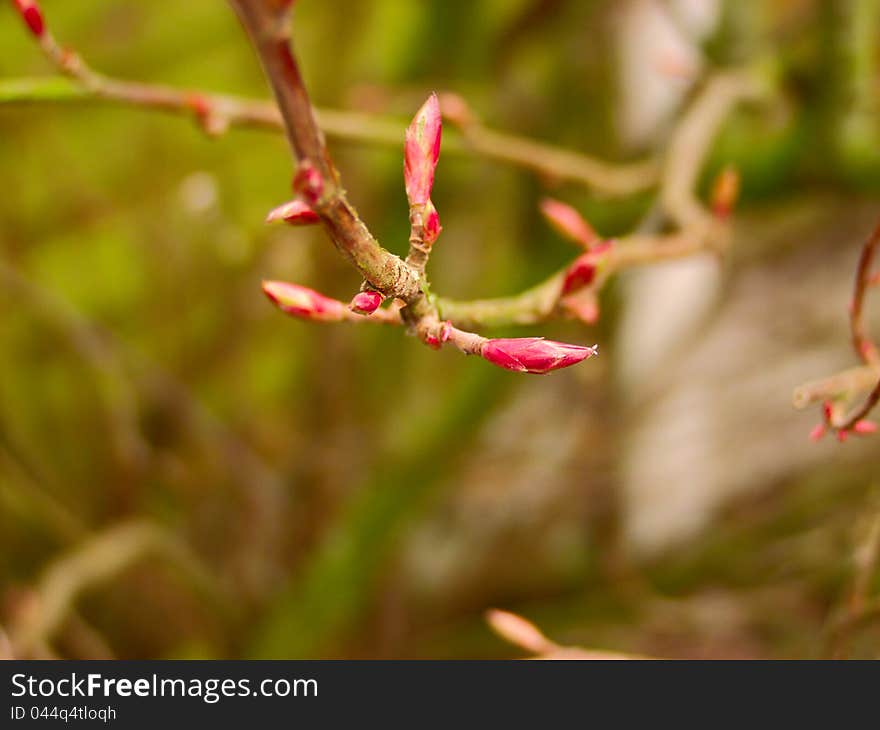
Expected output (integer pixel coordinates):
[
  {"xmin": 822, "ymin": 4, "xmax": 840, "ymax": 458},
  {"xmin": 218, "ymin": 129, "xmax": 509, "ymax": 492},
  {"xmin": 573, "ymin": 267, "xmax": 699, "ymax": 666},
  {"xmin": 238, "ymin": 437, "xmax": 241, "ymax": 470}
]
[
  {"xmin": 13, "ymin": 0, "xmax": 45, "ymax": 37},
  {"xmin": 711, "ymin": 166, "xmax": 740, "ymax": 220},
  {"xmin": 423, "ymin": 201, "xmax": 442, "ymax": 244},
  {"xmin": 404, "ymin": 93, "xmax": 442, "ymax": 206},
  {"xmin": 560, "ymin": 240, "xmax": 613, "ymax": 296},
  {"xmin": 265, "ymin": 198, "xmax": 320, "ymax": 226},
  {"xmin": 262, "ymin": 281, "xmax": 347, "ymax": 322},
  {"xmin": 349, "ymin": 289, "xmax": 383, "ymax": 316},
  {"xmin": 539, "ymin": 198, "xmax": 597, "ymax": 248},
  {"xmin": 485, "ymin": 609, "xmax": 551, "ymax": 654},
  {"xmin": 853, "ymin": 420, "xmax": 878, "ymax": 435},
  {"xmin": 561, "ymin": 253, "xmax": 598, "ymax": 295},
  {"xmin": 292, "ymin": 161, "xmax": 324, "ymax": 205},
  {"xmin": 837, "ymin": 429, "xmax": 849, "ymax": 443},
  {"xmin": 481, "ymin": 338, "xmax": 598, "ymax": 375},
  {"xmin": 808, "ymin": 423, "xmax": 827, "ymax": 442}
]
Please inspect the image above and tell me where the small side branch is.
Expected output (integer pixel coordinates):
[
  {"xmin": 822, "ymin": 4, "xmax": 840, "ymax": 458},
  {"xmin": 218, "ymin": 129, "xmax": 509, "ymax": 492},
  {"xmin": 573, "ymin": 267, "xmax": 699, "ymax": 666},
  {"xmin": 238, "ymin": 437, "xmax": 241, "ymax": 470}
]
[{"xmin": 794, "ymin": 218, "xmax": 880, "ymax": 438}]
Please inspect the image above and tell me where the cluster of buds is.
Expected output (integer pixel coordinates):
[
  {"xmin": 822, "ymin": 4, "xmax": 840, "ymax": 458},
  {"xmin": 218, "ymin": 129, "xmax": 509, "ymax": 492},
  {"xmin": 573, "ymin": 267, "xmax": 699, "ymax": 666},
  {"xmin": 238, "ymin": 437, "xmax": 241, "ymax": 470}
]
[
  {"xmin": 809, "ymin": 400, "xmax": 877, "ymax": 443},
  {"xmin": 540, "ymin": 198, "xmax": 612, "ymax": 325},
  {"xmin": 260, "ymin": 96, "xmax": 598, "ymax": 377},
  {"xmin": 12, "ymin": 0, "xmax": 45, "ymax": 38}
]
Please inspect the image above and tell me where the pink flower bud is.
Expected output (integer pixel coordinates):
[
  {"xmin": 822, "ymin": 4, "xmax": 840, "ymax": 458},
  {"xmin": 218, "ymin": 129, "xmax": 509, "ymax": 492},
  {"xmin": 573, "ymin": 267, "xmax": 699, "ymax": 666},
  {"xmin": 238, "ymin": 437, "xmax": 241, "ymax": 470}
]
[
  {"xmin": 481, "ymin": 338, "xmax": 598, "ymax": 375},
  {"xmin": 349, "ymin": 289, "xmax": 383, "ymax": 316},
  {"xmin": 808, "ymin": 423, "xmax": 826, "ymax": 442},
  {"xmin": 423, "ymin": 201, "xmax": 442, "ymax": 244},
  {"xmin": 561, "ymin": 253, "xmax": 597, "ymax": 295},
  {"xmin": 265, "ymin": 198, "xmax": 320, "ymax": 226},
  {"xmin": 404, "ymin": 93, "xmax": 442, "ymax": 206},
  {"xmin": 292, "ymin": 161, "xmax": 324, "ymax": 205},
  {"xmin": 711, "ymin": 166, "xmax": 740, "ymax": 220},
  {"xmin": 540, "ymin": 198, "xmax": 597, "ymax": 248},
  {"xmin": 424, "ymin": 320, "xmax": 453, "ymax": 349},
  {"xmin": 262, "ymin": 280, "xmax": 347, "ymax": 322},
  {"xmin": 837, "ymin": 429, "xmax": 849, "ymax": 443},
  {"xmin": 853, "ymin": 420, "xmax": 878, "ymax": 435},
  {"xmin": 13, "ymin": 0, "xmax": 44, "ymax": 37}
]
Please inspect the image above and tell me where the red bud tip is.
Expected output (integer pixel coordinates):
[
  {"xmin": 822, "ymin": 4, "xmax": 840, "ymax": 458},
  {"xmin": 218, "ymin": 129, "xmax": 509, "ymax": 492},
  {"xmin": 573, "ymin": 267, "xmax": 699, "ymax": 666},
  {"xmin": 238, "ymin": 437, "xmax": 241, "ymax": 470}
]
[
  {"xmin": 822, "ymin": 400, "xmax": 834, "ymax": 423},
  {"xmin": 853, "ymin": 420, "xmax": 878, "ymax": 435},
  {"xmin": 481, "ymin": 338, "xmax": 598, "ymax": 375},
  {"xmin": 13, "ymin": 0, "xmax": 44, "ymax": 36},
  {"xmin": 561, "ymin": 253, "xmax": 598, "ymax": 295},
  {"xmin": 837, "ymin": 429, "xmax": 849, "ymax": 443},
  {"xmin": 808, "ymin": 423, "xmax": 826, "ymax": 442},
  {"xmin": 292, "ymin": 162, "xmax": 324, "ymax": 205},
  {"xmin": 404, "ymin": 93, "xmax": 442, "ymax": 206},
  {"xmin": 423, "ymin": 321, "xmax": 452, "ymax": 350},
  {"xmin": 423, "ymin": 201, "xmax": 442, "ymax": 244},
  {"xmin": 349, "ymin": 290, "xmax": 383, "ymax": 316},
  {"xmin": 261, "ymin": 281, "xmax": 347, "ymax": 322},
  {"xmin": 711, "ymin": 166, "xmax": 741, "ymax": 220},
  {"xmin": 265, "ymin": 198, "xmax": 320, "ymax": 225},
  {"xmin": 539, "ymin": 198, "xmax": 597, "ymax": 248}
]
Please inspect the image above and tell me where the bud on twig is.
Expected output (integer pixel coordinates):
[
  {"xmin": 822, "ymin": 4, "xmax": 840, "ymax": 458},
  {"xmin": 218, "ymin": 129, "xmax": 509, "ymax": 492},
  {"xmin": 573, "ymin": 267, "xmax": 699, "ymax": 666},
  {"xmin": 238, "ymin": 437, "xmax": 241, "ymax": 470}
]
[
  {"xmin": 711, "ymin": 166, "xmax": 740, "ymax": 220},
  {"xmin": 485, "ymin": 609, "xmax": 553, "ymax": 654},
  {"xmin": 561, "ymin": 240, "xmax": 613, "ymax": 295},
  {"xmin": 265, "ymin": 198, "xmax": 320, "ymax": 225},
  {"xmin": 561, "ymin": 253, "xmax": 598, "ymax": 295},
  {"xmin": 349, "ymin": 289, "xmax": 383, "ymax": 316},
  {"xmin": 422, "ymin": 201, "xmax": 441, "ymax": 244},
  {"xmin": 404, "ymin": 93, "xmax": 442, "ymax": 207},
  {"xmin": 292, "ymin": 161, "xmax": 324, "ymax": 205},
  {"xmin": 540, "ymin": 198, "xmax": 597, "ymax": 248},
  {"xmin": 13, "ymin": 0, "xmax": 45, "ymax": 37},
  {"xmin": 481, "ymin": 338, "xmax": 598, "ymax": 374},
  {"xmin": 262, "ymin": 281, "xmax": 347, "ymax": 322}
]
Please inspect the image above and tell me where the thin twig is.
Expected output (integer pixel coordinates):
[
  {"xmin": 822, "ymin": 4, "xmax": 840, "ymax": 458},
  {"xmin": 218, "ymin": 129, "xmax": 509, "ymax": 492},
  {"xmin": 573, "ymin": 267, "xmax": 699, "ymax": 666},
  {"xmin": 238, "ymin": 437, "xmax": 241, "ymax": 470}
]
[
  {"xmin": 849, "ymin": 220, "xmax": 880, "ymax": 364},
  {"xmin": 1, "ymin": 15, "xmax": 656, "ymax": 196},
  {"xmin": 9, "ymin": 520, "xmax": 221, "ymax": 658},
  {"xmin": 824, "ymin": 510, "xmax": 880, "ymax": 658},
  {"xmin": 794, "ymin": 218, "xmax": 880, "ymax": 435}
]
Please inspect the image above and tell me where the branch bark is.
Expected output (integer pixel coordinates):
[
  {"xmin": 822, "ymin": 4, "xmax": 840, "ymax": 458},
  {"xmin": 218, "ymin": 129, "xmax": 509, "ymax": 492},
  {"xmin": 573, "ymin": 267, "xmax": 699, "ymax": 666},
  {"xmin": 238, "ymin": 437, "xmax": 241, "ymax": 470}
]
[{"xmin": 228, "ymin": 0, "xmax": 420, "ymax": 300}]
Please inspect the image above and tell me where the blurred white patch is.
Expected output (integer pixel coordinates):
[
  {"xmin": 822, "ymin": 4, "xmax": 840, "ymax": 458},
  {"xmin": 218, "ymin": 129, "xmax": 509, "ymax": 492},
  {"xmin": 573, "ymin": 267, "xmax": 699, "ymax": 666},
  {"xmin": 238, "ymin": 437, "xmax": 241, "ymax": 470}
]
[
  {"xmin": 616, "ymin": 254, "xmax": 721, "ymax": 396},
  {"xmin": 178, "ymin": 172, "xmax": 218, "ymax": 216},
  {"xmin": 616, "ymin": 0, "xmax": 719, "ymax": 149},
  {"xmin": 619, "ymin": 209, "xmax": 876, "ymax": 554},
  {"xmin": 668, "ymin": 0, "xmax": 722, "ymax": 41}
]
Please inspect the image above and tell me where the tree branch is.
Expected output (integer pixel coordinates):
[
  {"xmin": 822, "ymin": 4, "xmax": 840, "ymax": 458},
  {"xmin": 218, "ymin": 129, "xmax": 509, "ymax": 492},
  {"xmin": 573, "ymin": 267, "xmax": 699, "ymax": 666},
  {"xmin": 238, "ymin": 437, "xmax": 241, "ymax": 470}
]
[
  {"xmin": 228, "ymin": 0, "xmax": 419, "ymax": 300},
  {"xmin": 794, "ymin": 218, "xmax": 880, "ymax": 438}
]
